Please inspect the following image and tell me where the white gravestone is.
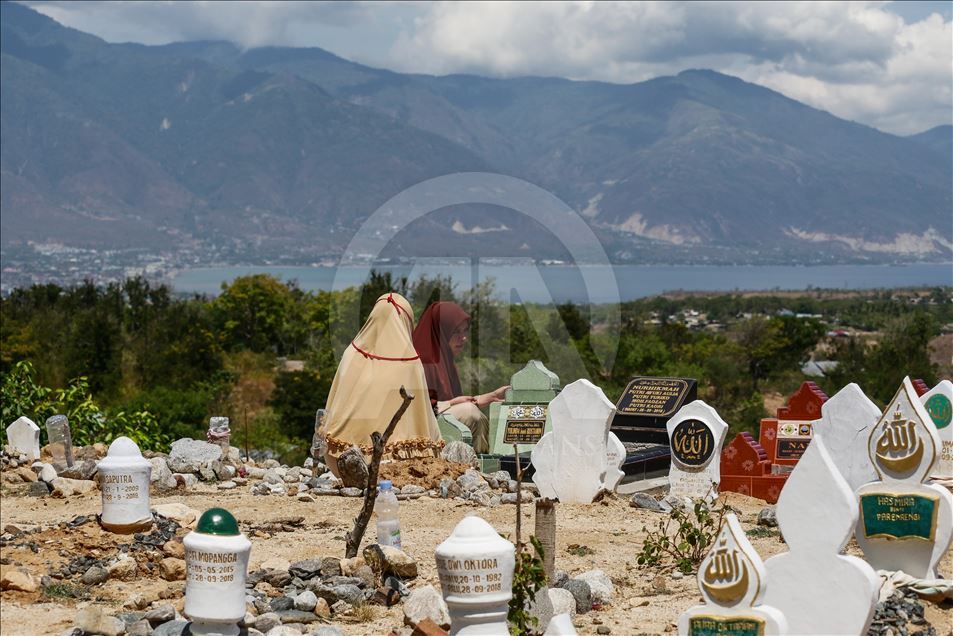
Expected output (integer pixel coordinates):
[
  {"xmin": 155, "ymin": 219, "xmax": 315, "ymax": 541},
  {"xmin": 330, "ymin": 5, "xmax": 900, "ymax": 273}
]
[
  {"xmin": 603, "ymin": 432, "xmax": 625, "ymax": 492},
  {"xmin": 811, "ymin": 383, "xmax": 880, "ymax": 492},
  {"xmin": 435, "ymin": 516, "xmax": 515, "ymax": 635},
  {"xmin": 531, "ymin": 379, "xmax": 615, "ymax": 503},
  {"xmin": 678, "ymin": 513, "xmax": 787, "ymax": 636},
  {"xmin": 6, "ymin": 416, "xmax": 40, "ymax": 460},
  {"xmin": 920, "ymin": 380, "xmax": 953, "ymax": 478},
  {"xmin": 763, "ymin": 436, "xmax": 878, "ymax": 635},
  {"xmin": 855, "ymin": 377, "xmax": 953, "ymax": 579},
  {"xmin": 98, "ymin": 436, "xmax": 153, "ymax": 533},
  {"xmin": 666, "ymin": 401, "xmax": 728, "ymax": 502}
]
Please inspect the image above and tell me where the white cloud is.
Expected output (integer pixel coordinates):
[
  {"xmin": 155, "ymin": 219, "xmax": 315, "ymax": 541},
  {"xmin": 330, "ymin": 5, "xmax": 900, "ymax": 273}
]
[{"xmin": 24, "ymin": 0, "xmax": 953, "ymax": 135}]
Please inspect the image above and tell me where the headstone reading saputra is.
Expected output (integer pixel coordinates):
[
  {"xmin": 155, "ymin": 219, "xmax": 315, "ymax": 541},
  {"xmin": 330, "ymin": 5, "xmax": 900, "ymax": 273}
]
[
  {"xmin": 811, "ymin": 383, "xmax": 880, "ymax": 493},
  {"xmin": 98, "ymin": 437, "xmax": 154, "ymax": 533},
  {"xmin": 667, "ymin": 400, "xmax": 728, "ymax": 502},
  {"xmin": 678, "ymin": 513, "xmax": 787, "ymax": 636},
  {"xmin": 920, "ymin": 379, "xmax": 952, "ymax": 477},
  {"xmin": 855, "ymin": 377, "xmax": 953, "ymax": 579},
  {"xmin": 435, "ymin": 515, "xmax": 515, "ymax": 635},
  {"xmin": 763, "ymin": 436, "xmax": 878, "ymax": 635},
  {"xmin": 5, "ymin": 416, "xmax": 40, "ymax": 460},
  {"xmin": 531, "ymin": 379, "xmax": 616, "ymax": 503}
]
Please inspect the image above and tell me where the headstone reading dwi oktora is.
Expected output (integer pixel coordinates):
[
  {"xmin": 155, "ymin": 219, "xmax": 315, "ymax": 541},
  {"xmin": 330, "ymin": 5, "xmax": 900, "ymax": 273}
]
[
  {"xmin": 920, "ymin": 379, "xmax": 952, "ymax": 477},
  {"xmin": 667, "ymin": 401, "xmax": 728, "ymax": 502},
  {"xmin": 855, "ymin": 377, "xmax": 953, "ymax": 579},
  {"xmin": 531, "ymin": 379, "xmax": 616, "ymax": 503},
  {"xmin": 810, "ymin": 383, "xmax": 880, "ymax": 493},
  {"xmin": 678, "ymin": 513, "xmax": 786, "ymax": 636},
  {"xmin": 763, "ymin": 436, "xmax": 878, "ymax": 635},
  {"xmin": 5, "ymin": 416, "xmax": 40, "ymax": 460}
]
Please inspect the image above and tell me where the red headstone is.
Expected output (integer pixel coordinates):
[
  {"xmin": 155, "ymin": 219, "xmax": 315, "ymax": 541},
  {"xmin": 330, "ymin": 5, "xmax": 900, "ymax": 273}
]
[{"xmin": 911, "ymin": 379, "xmax": 930, "ymax": 396}]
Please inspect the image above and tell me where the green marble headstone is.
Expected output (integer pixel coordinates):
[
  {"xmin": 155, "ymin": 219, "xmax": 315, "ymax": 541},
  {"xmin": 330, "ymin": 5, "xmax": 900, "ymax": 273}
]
[
  {"xmin": 487, "ymin": 360, "xmax": 560, "ymax": 456},
  {"xmin": 860, "ymin": 493, "xmax": 938, "ymax": 541},
  {"xmin": 688, "ymin": 616, "xmax": 765, "ymax": 636}
]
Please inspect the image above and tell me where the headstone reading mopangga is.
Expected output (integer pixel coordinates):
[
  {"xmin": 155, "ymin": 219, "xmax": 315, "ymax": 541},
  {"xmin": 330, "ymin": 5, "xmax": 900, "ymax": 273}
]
[
  {"xmin": 811, "ymin": 383, "xmax": 880, "ymax": 493},
  {"xmin": 920, "ymin": 379, "xmax": 952, "ymax": 477},
  {"xmin": 667, "ymin": 401, "xmax": 728, "ymax": 502},
  {"xmin": 5, "ymin": 416, "xmax": 40, "ymax": 460},
  {"xmin": 488, "ymin": 360, "xmax": 560, "ymax": 456},
  {"xmin": 610, "ymin": 376, "xmax": 697, "ymax": 444},
  {"xmin": 435, "ymin": 516, "xmax": 515, "ymax": 635},
  {"xmin": 678, "ymin": 513, "xmax": 787, "ymax": 636},
  {"xmin": 763, "ymin": 436, "xmax": 878, "ymax": 635},
  {"xmin": 531, "ymin": 379, "xmax": 616, "ymax": 503},
  {"xmin": 855, "ymin": 377, "xmax": 953, "ymax": 579}
]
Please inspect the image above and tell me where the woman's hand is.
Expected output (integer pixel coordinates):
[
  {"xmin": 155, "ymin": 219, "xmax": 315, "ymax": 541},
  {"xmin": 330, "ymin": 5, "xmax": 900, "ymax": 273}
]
[
  {"xmin": 449, "ymin": 395, "xmax": 476, "ymax": 406},
  {"xmin": 475, "ymin": 385, "xmax": 509, "ymax": 408}
]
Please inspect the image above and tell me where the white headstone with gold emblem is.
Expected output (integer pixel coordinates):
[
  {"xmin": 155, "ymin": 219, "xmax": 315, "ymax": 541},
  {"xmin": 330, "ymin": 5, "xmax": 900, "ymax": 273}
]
[
  {"xmin": 678, "ymin": 513, "xmax": 787, "ymax": 636},
  {"xmin": 855, "ymin": 377, "xmax": 953, "ymax": 579},
  {"xmin": 763, "ymin": 436, "xmax": 878, "ymax": 635},
  {"xmin": 667, "ymin": 401, "xmax": 728, "ymax": 503},
  {"xmin": 920, "ymin": 379, "xmax": 952, "ymax": 478}
]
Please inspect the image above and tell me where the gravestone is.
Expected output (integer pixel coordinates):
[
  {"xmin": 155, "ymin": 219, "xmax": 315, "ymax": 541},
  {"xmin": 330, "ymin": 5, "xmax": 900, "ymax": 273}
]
[
  {"xmin": 667, "ymin": 401, "xmax": 728, "ymax": 502},
  {"xmin": 311, "ymin": 408, "xmax": 327, "ymax": 461},
  {"xmin": 720, "ymin": 433, "xmax": 787, "ymax": 503},
  {"xmin": 488, "ymin": 360, "xmax": 559, "ymax": 456},
  {"xmin": 45, "ymin": 414, "xmax": 74, "ymax": 467},
  {"xmin": 5, "ymin": 416, "xmax": 40, "ymax": 460},
  {"xmin": 920, "ymin": 379, "xmax": 952, "ymax": 477},
  {"xmin": 763, "ymin": 436, "xmax": 878, "ymax": 635},
  {"xmin": 678, "ymin": 513, "xmax": 786, "ymax": 636},
  {"xmin": 435, "ymin": 516, "xmax": 514, "ymax": 635},
  {"xmin": 855, "ymin": 377, "xmax": 953, "ymax": 578},
  {"xmin": 811, "ymin": 383, "xmax": 880, "ymax": 493},
  {"xmin": 531, "ymin": 379, "xmax": 615, "ymax": 503},
  {"xmin": 610, "ymin": 377, "xmax": 697, "ymax": 445},
  {"xmin": 758, "ymin": 382, "xmax": 827, "ymax": 469}
]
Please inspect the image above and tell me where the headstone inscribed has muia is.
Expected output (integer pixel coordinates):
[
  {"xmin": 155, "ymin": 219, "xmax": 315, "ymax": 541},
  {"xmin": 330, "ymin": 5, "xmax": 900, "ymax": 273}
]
[
  {"xmin": 667, "ymin": 401, "xmax": 728, "ymax": 502},
  {"xmin": 531, "ymin": 379, "xmax": 615, "ymax": 504},
  {"xmin": 6, "ymin": 416, "xmax": 40, "ymax": 460},
  {"xmin": 920, "ymin": 379, "xmax": 952, "ymax": 477},
  {"xmin": 678, "ymin": 513, "xmax": 786, "ymax": 636},
  {"xmin": 763, "ymin": 437, "xmax": 878, "ymax": 635},
  {"xmin": 855, "ymin": 377, "xmax": 953, "ymax": 579},
  {"xmin": 811, "ymin": 383, "xmax": 880, "ymax": 493}
]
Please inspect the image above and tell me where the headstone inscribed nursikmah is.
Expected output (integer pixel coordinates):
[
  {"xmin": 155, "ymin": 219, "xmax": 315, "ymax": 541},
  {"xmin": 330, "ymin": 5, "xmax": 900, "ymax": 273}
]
[
  {"xmin": 610, "ymin": 376, "xmax": 697, "ymax": 444},
  {"xmin": 531, "ymin": 379, "xmax": 615, "ymax": 503},
  {"xmin": 855, "ymin": 377, "xmax": 953, "ymax": 579},
  {"xmin": 678, "ymin": 513, "xmax": 787, "ymax": 636},
  {"xmin": 763, "ymin": 437, "xmax": 878, "ymax": 635},
  {"xmin": 5, "ymin": 416, "xmax": 40, "ymax": 460},
  {"xmin": 811, "ymin": 383, "xmax": 880, "ymax": 493},
  {"xmin": 667, "ymin": 401, "xmax": 728, "ymax": 502},
  {"xmin": 920, "ymin": 379, "xmax": 953, "ymax": 477}
]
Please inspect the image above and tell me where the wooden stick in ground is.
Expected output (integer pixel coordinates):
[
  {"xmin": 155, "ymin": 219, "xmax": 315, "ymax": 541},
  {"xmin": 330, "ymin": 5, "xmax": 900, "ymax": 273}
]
[
  {"xmin": 345, "ymin": 386, "xmax": 415, "ymax": 559},
  {"xmin": 535, "ymin": 498, "xmax": 556, "ymax": 582},
  {"xmin": 513, "ymin": 443, "xmax": 523, "ymax": 549}
]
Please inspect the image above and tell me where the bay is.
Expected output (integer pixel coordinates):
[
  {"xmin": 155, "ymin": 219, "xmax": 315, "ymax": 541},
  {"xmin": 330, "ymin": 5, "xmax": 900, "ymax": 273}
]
[{"xmin": 172, "ymin": 262, "xmax": 953, "ymax": 304}]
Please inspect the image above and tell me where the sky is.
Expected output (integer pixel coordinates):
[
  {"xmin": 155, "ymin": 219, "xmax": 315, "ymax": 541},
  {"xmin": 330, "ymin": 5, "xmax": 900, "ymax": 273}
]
[{"xmin": 24, "ymin": 1, "xmax": 953, "ymax": 136}]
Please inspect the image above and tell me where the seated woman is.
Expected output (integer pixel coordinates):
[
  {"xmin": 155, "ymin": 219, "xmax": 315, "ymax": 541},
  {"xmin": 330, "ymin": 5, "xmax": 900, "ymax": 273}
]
[
  {"xmin": 318, "ymin": 293, "xmax": 443, "ymax": 478},
  {"xmin": 413, "ymin": 301, "xmax": 508, "ymax": 454}
]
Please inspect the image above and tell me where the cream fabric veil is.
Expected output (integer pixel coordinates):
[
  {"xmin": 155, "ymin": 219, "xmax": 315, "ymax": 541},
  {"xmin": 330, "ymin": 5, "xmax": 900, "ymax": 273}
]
[{"xmin": 320, "ymin": 293, "xmax": 442, "ymax": 476}]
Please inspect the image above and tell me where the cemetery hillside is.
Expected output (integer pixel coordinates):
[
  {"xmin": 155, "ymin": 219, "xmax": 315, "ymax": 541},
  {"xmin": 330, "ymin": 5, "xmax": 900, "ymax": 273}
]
[
  {"xmin": 1, "ymin": 274, "xmax": 952, "ymax": 635},
  {"xmin": 2, "ymin": 2, "xmax": 953, "ymax": 636}
]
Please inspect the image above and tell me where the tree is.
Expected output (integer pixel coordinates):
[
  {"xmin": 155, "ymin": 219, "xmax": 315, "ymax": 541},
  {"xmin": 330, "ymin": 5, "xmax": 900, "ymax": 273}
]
[
  {"xmin": 214, "ymin": 275, "xmax": 296, "ymax": 353},
  {"xmin": 267, "ymin": 369, "xmax": 332, "ymax": 441}
]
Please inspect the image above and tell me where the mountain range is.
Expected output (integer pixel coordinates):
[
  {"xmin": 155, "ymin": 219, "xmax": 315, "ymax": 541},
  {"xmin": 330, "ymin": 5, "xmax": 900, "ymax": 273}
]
[{"xmin": 1, "ymin": 1, "xmax": 951, "ymax": 265}]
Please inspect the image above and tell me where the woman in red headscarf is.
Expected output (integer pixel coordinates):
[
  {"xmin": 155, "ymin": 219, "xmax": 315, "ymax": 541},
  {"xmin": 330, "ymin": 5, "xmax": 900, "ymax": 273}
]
[{"xmin": 412, "ymin": 301, "xmax": 508, "ymax": 453}]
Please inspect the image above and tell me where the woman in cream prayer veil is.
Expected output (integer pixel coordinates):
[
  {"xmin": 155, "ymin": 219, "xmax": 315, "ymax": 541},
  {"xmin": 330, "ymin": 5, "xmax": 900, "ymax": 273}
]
[{"xmin": 319, "ymin": 292, "xmax": 443, "ymax": 477}]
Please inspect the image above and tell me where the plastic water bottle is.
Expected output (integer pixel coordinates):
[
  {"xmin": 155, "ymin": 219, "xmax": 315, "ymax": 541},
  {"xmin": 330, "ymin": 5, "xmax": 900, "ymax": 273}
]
[{"xmin": 376, "ymin": 480, "xmax": 402, "ymax": 549}]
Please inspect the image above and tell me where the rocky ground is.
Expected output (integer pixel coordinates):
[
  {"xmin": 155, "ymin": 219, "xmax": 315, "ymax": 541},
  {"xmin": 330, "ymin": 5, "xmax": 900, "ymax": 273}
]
[{"xmin": 0, "ymin": 441, "xmax": 951, "ymax": 636}]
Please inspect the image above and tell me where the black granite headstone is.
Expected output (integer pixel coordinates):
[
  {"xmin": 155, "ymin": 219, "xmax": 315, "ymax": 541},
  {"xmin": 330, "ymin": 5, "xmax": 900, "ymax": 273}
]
[{"xmin": 610, "ymin": 376, "xmax": 698, "ymax": 444}]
